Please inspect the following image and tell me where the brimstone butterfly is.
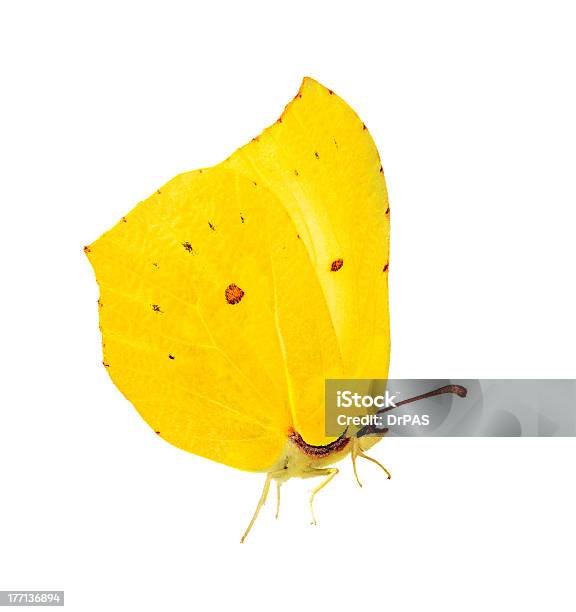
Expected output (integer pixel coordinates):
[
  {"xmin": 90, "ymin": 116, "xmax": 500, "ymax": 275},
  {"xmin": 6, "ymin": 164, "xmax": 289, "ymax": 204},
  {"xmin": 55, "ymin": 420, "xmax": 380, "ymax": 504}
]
[{"xmin": 86, "ymin": 77, "xmax": 401, "ymax": 541}]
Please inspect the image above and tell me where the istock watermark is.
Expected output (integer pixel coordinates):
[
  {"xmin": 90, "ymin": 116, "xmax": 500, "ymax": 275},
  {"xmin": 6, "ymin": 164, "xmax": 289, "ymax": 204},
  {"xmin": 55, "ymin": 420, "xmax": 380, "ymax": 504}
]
[
  {"xmin": 325, "ymin": 379, "xmax": 576, "ymax": 437},
  {"xmin": 337, "ymin": 389, "xmax": 398, "ymax": 409},
  {"xmin": 335, "ymin": 389, "xmax": 430, "ymax": 428}
]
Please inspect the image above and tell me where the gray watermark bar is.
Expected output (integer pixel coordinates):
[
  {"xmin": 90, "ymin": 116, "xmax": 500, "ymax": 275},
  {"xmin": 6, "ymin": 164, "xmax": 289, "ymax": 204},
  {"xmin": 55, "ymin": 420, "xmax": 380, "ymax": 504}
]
[
  {"xmin": 0, "ymin": 592, "xmax": 64, "ymax": 607},
  {"xmin": 325, "ymin": 379, "xmax": 576, "ymax": 437}
]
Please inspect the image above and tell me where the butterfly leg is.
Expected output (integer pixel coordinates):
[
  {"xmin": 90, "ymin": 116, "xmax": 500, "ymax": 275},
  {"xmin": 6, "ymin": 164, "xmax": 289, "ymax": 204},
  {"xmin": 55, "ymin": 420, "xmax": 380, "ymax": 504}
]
[
  {"xmin": 351, "ymin": 439, "xmax": 364, "ymax": 487},
  {"xmin": 240, "ymin": 473, "xmax": 273, "ymax": 543},
  {"xmin": 351, "ymin": 450, "xmax": 363, "ymax": 488},
  {"xmin": 358, "ymin": 449, "xmax": 391, "ymax": 479},
  {"xmin": 351, "ymin": 439, "xmax": 391, "ymax": 483},
  {"xmin": 302, "ymin": 468, "xmax": 339, "ymax": 525},
  {"xmin": 275, "ymin": 480, "xmax": 282, "ymax": 519}
]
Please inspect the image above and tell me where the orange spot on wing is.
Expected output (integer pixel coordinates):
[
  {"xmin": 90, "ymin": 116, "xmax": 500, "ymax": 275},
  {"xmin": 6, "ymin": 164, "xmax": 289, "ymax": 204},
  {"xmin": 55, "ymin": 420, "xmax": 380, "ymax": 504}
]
[
  {"xmin": 331, "ymin": 258, "xmax": 344, "ymax": 272},
  {"xmin": 225, "ymin": 284, "xmax": 245, "ymax": 305}
]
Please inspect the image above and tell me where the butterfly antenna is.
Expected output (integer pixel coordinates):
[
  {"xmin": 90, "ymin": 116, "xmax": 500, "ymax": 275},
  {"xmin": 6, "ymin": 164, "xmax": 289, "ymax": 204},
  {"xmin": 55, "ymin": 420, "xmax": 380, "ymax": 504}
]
[
  {"xmin": 356, "ymin": 384, "xmax": 468, "ymax": 438},
  {"xmin": 387, "ymin": 384, "xmax": 468, "ymax": 412}
]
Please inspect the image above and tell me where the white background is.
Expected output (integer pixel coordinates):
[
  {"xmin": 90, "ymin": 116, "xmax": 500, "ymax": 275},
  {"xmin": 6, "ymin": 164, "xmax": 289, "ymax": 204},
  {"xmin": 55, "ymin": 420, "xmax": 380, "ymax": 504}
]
[{"xmin": 1, "ymin": 1, "xmax": 575, "ymax": 611}]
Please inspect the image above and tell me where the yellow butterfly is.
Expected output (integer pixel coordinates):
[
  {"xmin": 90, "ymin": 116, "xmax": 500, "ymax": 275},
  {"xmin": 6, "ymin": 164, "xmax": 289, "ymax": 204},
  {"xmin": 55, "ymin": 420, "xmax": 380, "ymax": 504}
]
[{"xmin": 85, "ymin": 77, "xmax": 392, "ymax": 541}]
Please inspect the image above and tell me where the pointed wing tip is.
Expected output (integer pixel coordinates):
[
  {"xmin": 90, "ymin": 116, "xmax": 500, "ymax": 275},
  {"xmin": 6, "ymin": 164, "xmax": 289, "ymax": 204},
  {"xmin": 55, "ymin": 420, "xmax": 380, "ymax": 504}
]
[
  {"xmin": 300, "ymin": 75, "xmax": 332, "ymax": 94},
  {"xmin": 301, "ymin": 75, "xmax": 317, "ymax": 87}
]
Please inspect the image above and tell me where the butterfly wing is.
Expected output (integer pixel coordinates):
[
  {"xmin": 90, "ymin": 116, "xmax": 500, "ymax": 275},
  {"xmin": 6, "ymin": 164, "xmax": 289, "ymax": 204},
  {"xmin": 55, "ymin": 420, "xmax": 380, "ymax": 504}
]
[
  {"xmin": 87, "ymin": 77, "xmax": 389, "ymax": 464},
  {"xmin": 86, "ymin": 165, "xmax": 342, "ymax": 471},
  {"xmin": 223, "ymin": 77, "xmax": 391, "ymax": 443}
]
